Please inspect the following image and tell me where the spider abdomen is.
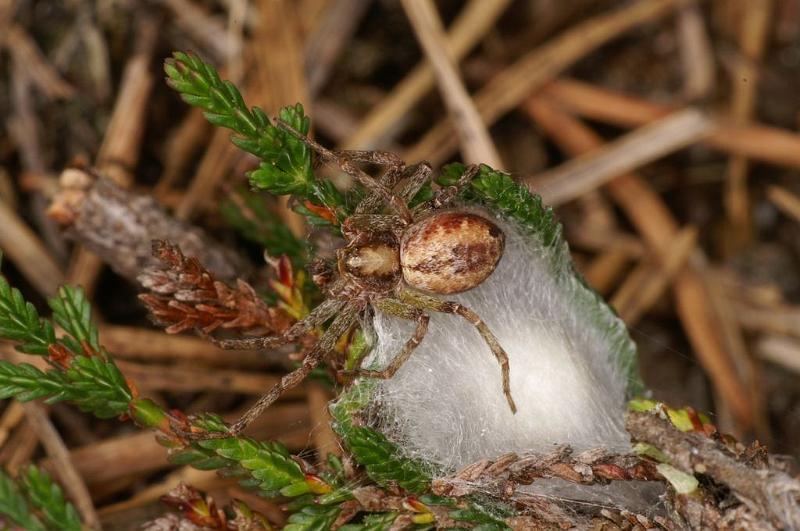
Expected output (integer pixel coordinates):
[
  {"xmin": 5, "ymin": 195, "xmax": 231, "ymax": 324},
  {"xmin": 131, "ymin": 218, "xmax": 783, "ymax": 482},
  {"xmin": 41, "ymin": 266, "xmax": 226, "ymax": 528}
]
[{"xmin": 400, "ymin": 212, "xmax": 504, "ymax": 294}]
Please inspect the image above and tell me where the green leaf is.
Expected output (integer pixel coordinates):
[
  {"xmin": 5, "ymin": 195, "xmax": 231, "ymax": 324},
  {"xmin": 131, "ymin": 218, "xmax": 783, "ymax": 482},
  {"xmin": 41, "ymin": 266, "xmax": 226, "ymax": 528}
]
[
  {"xmin": 165, "ymin": 52, "xmax": 317, "ymax": 200},
  {"xmin": 220, "ymin": 188, "xmax": 310, "ymax": 265},
  {"xmin": 283, "ymin": 504, "xmax": 340, "ymax": 531},
  {"xmin": 171, "ymin": 433, "xmax": 307, "ymax": 497},
  {"xmin": 331, "ymin": 383, "xmax": 432, "ymax": 493},
  {"xmin": 0, "ymin": 469, "xmax": 46, "ymax": 531},
  {"xmin": 339, "ymin": 512, "xmax": 398, "ymax": 531},
  {"xmin": 656, "ymin": 463, "xmax": 699, "ymax": 494},
  {"xmin": 48, "ymin": 286, "xmax": 103, "ymax": 358},
  {"xmin": 22, "ymin": 466, "xmax": 81, "ymax": 531},
  {"xmin": 0, "ymin": 362, "xmax": 68, "ymax": 403},
  {"xmin": 62, "ymin": 356, "xmax": 133, "ymax": 418},
  {"xmin": 0, "ymin": 254, "xmax": 57, "ymax": 355},
  {"xmin": 439, "ymin": 163, "xmax": 644, "ymax": 397}
]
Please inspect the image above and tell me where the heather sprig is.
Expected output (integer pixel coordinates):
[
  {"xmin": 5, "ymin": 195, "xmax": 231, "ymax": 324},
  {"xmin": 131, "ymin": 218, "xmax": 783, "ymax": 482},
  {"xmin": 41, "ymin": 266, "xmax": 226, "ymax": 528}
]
[{"xmin": 0, "ymin": 465, "xmax": 81, "ymax": 531}]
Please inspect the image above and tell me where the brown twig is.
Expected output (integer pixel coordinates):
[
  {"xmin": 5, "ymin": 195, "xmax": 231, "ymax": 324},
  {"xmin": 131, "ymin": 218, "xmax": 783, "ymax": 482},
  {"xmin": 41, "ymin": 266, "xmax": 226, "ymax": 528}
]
[
  {"xmin": 0, "ymin": 199, "xmax": 64, "ymax": 296},
  {"xmin": 341, "ymin": 0, "xmax": 512, "ymax": 150},
  {"xmin": 405, "ymin": 0, "xmax": 693, "ymax": 165},
  {"xmin": 66, "ymin": 14, "xmax": 159, "ymax": 296},
  {"xmin": 611, "ymin": 226, "xmax": 698, "ymax": 325},
  {"xmin": 21, "ymin": 402, "xmax": 102, "ymax": 530},
  {"xmin": 767, "ymin": 185, "xmax": 800, "ymax": 222},
  {"xmin": 305, "ymin": 0, "xmax": 372, "ymax": 97},
  {"xmin": 49, "ymin": 169, "xmax": 251, "ymax": 283},
  {"xmin": 627, "ymin": 410, "xmax": 800, "ymax": 529},
  {"xmin": 528, "ymin": 107, "xmax": 713, "ymax": 206},
  {"xmin": 723, "ymin": 0, "xmax": 772, "ymax": 250},
  {"xmin": 401, "ymin": 0, "xmax": 503, "ymax": 168},
  {"xmin": 431, "ymin": 446, "xmax": 658, "ymax": 499},
  {"xmin": 543, "ymin": 78, "xmax": 800, "ymax": 169}
]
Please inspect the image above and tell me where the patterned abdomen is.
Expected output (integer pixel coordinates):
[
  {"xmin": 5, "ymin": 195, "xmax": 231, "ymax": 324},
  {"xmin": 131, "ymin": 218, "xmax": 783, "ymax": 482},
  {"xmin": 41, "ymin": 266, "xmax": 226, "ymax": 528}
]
[{"xmin": 400, "ymin": 211, "xmax": 504, "ymax": 294}]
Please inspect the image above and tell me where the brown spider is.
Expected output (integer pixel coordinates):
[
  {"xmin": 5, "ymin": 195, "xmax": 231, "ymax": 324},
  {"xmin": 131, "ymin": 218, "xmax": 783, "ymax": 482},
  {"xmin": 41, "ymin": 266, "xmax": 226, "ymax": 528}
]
[{"xmin": 197, "ymin": 123, "xmax": 516, "ymax": 439}]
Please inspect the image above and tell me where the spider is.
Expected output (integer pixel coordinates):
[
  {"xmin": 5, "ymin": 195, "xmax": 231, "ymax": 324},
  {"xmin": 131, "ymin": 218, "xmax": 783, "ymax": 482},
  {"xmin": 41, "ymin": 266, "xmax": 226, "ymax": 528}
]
[{"xmin": 195, "ymin": 122, "xmax": 517, "ymax": 439}]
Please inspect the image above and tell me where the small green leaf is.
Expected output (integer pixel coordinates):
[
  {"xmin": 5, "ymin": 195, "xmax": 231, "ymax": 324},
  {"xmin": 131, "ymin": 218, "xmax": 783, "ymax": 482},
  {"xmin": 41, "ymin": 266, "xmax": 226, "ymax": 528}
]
[
  {"xmin": 283, "ymin": 504, "xmax": 340, "ymax": 531},
  {"xmin": 656, "ymin": 463, "xmax": 699, "ymax": 494},
  {"xmin": 22, "ymin": 466, "xmax": 82, "ymax": 531},
  {"xmin": 331, "ymin": 383, "xmax": 432, "ymax": 493},
  {"xmin": 49, "ymin": 286, "xmax": 103, "ymax": 357},
  {"xmin": 0, "ymin": 469, "xmax": 46, "ymax": 531},
  {"xmin": 339, "ymin": 512, "xmax": 398, "ymax": 531},
  {"xmin": 0, "ymin": 254, "xmax": 57, "ymax": 355}
]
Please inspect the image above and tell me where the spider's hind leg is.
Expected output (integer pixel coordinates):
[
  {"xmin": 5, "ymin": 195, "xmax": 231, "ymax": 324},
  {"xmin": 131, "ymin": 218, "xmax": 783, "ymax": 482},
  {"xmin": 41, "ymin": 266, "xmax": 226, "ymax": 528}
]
[
  {"xmin": 344, "ymin": 298, "xmax": 429, "ymax": 380},
  {"xmin": 398, "ymin": 289, "xmax": 517, "ymax": 414},
  {"xmin": 186, "ymin": 306, "xmax": 360, "ymax": 440}
]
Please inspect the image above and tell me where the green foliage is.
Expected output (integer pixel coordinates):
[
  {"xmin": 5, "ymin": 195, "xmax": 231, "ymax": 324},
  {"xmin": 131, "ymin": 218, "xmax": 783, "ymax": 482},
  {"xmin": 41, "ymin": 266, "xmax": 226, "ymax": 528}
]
[
  {"xmin": 0, "ymin": 254, "xmax": 56, "ymax": 356},
  {"xmin": 0, "ymin": 259, "xmax": 132, "ymax": 418},
  {"xmin": 339, "ymin": 512, "xmax": 398, "ymax": 531},
  {"xmin": 439, "ymin": 164, "xmax": 645, "ymax": 396},
  {"xmin": 220, "ymin": 188, "xmax": 310, "ymax": 265},
  {"xmin": 0, "ymin": 469, "xmax": 46, "ymax": 531},
  {"xmin": 165, "ymin": 53, "xmax": 316, "ymax": 196},
  {"xmin": 0, "ymin": 357, "xmax": 132, "ymax": 419},
  {"xmin": 331, "ymin": 383, "xmax": 432, "ymax": 494},
  {"xmin": 21, "ymin": 466, "xmax": 82, "ymax": 531},
  {"xmin": 169, "ymin": 414, "xmax": 309, "ymax": 497},
  {"xmin": 283, "ymin": 504, "xmax": 341, "ymax": 531},
  {"xmin": 48, "ymin": 286, "xmax": 104, "ymax": 358}
]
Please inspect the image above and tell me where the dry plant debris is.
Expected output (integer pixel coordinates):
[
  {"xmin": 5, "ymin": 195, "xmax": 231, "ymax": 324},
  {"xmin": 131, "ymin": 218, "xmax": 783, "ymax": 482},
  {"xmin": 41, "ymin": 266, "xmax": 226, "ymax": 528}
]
[{"xmin": 0, "ymin": 0, "xmax": 799, "ymax": 529}]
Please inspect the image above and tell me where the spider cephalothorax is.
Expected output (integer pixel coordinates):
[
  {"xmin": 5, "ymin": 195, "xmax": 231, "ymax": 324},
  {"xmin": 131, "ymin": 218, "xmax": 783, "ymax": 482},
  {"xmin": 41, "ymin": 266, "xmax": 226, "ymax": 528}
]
[{"xmin": 199, "ymin": 124, "xmax": 517, "ymax": 439}]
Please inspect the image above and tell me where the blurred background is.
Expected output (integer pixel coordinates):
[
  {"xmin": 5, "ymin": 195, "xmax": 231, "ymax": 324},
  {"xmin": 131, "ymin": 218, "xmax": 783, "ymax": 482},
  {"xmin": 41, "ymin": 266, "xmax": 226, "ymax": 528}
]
[{"xmin": 1, "ymin": 0, "xmax": 799, "ymax": 526}]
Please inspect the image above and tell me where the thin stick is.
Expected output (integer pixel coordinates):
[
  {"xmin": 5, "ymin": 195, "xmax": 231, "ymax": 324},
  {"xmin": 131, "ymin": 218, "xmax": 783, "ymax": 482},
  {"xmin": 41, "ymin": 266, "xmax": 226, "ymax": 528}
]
[
  {"xmin": 307, "ymin": 383, "xmax": 341, "ymax": 462},
  {"xmin": 528, "ymin": 107, "xmax": 713, "ymax": 206},
  {"xmin": 755, "ymin": 334, "xmax": 800, "ymax": 375},
  {"xmin": 611, "ymin": 226, "xmax": 697, "ymax": 324},
  {"xmin": 583, "ymin": 246, "xmax": 633, "ymax": 296},
  {"xmin": 342, "ymin": 0, "xmax": 511, "ymax": 150},
  {"xmin": 676, "ymin": 3, "xmax": 714, "ymax": 100},
  {"xmin": 99, "ymin": 325, "xmax": 271, "ymax": 369},
  {"xmin": 22, "ymin": 402, "xmax": 102, "ymax": 530},
  {"xmin": 767, "ymin": 185, "xmax": 800, "ymax": 222},
  {"xmin": 401, "ymin": 0, "xmax": 502, "ymax": 167},
  {"xmin": 0, "ymin": 199, "xmax": 64, "ymax": 296},
  {"xmin": 405, "ymin": 0, "xmax": 693, "ymax": 165},
  {"xmin": 723, "ymin": 0, "xmax": 772, "ymax": 248},
  {"xmin": 115, "ymin": 360, "xmax": 305, "ymax": 396},
  {"xmin": 524, "ymin": 96, "xmax": 755, "ymax": 429},
  {"xmin": 543, "ymin": 78, "xmax": 800, "ymax": 169},
  {"xmin": 67, "ymin": 14, "xmax": 158, "ymax": 294},
  {"xmin": 305, "ymin": 0, "xmax": 372, "ymax": 97}
]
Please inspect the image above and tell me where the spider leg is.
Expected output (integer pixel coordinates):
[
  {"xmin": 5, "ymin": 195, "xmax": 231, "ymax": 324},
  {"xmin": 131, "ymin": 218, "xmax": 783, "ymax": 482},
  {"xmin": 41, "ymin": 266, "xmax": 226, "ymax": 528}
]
[
  {"xmin": 414, "ymin": 164, "xmax": 480, "ymax": 216},
  {"xmin": 399, "ymin": 289, "xmax": 517, "ymax": 414},
  {"xmin": 275, "ymin": 120, "xmax": 413, "ymax": 223},
  {"xmin": 355, "ymin": 162, "xmax": 431, "ymax": 216},
  {"xmin": 214, "ymin": 298, "xmax": 345, "ymax": 350},
  {"xmin": 345, "ymin": 299, "xmax": 429, "ymax": 379},
  {"xmin": 397, "ymin": 162, "xmax": 433, "ymax": 204},
  {"xmin": 188, "ymin": 307, "xmax": 359, "ymax": 440},
  {"xmin": 342, "ymin": 214, "xmax": 407, "ymax": 237}
]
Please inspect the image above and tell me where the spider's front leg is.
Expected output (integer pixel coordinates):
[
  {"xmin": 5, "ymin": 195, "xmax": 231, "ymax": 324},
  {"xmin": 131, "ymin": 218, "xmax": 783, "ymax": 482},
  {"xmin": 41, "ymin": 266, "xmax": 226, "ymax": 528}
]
[
  {"xmin": 213, "ymin": 298, "xmax": 344, "ymax": 350},
  {"xmin": 414, "ymin": 164, "xmax": 480, "ymax": 216},
  {"xmin": 183, "ymin": 306, "xmax": 360, "ymax": 441},
  {"xmin": 341, "ymin": 298, "xmax": 430, "ymax": 380},
  {"xmin": 399, "ymin": 289, "xmax": 517, "ymax": 414},
  {"xmin": 275, "ymin": 120, "xmax": 413, "ymax": 223}
]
